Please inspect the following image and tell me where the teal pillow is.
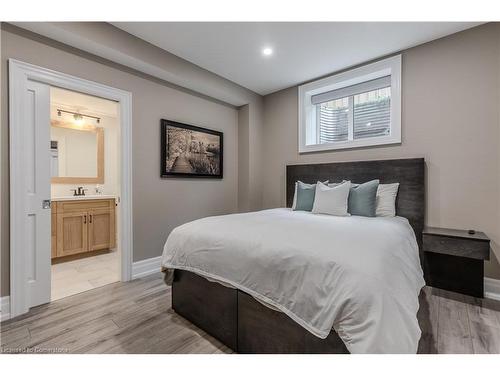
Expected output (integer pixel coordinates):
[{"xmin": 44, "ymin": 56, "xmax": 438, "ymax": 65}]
[
  {"xmin": 294, "ymin": 181, "xmax": 318, "ymax": 211},
  {"xmin": 348, "ymin": 180, "xmax": 380, "ymax": 217}
]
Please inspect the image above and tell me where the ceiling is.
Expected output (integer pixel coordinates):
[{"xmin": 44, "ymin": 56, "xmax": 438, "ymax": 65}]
[
  {"xmin": 51, "ymin": 87, "xmax": 119, "ymax": 118},
  {"xmin": 113, "ymin": 22, "xmax": 481, "ymax": 95}
]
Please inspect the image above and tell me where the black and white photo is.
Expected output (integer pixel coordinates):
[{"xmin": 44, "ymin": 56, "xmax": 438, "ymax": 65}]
[{"xmin": 161, "ymin": 119, "xmax": 223, "ymax": 178}]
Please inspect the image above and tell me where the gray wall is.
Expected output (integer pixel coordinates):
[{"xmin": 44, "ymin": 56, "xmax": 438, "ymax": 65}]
[
  {"xmin": 2, "ymin": 22, "xmax": 500, "ymax": 298},
  {"xmin": 8, "ymin": 22, "xmax": 265, "ymax": 214},
  {"xmin": 261, "ymin": 23, "xmax": 500, "ymax": 278},
  {"xmin": 1, "ymin": 27, "xmax": 239, "ymax": 296}
]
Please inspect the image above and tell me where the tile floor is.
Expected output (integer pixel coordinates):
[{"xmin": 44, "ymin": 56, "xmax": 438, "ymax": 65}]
[{"xmin": 51, "ymin": 249, "xmax": 120, "ymax": 301}]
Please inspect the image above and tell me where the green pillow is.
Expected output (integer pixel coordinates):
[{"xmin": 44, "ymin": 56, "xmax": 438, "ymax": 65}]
[
  {"xmin": 294, "ymin": 181, "xmax": 318, "ymax": 211},
  {"xmin": 348, "ymin": 180, "xmax": 380, "ymax": 217}
]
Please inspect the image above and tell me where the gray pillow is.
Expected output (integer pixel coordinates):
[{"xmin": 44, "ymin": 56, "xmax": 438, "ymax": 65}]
[
  {"xmin": 292, "ymin": 180, "xmax": 328, "ymax": 210},
  {"xmin": 294, "ymin": 181, "xmax": 319, "ymax": 211},
  {"xmin": 348, "ymin": 180, "xmax": 380, "ymax": 217}
]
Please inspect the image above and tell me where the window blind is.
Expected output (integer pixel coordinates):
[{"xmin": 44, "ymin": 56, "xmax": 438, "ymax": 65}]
[
  {"xmin": 353, "ymin": 93, "xmax": 391, "ymax": 139},
  {"xmin": 317, "ymin": 86, "xmax": 391, "ymax": 144},
  {"xmin": 318, "ymin": 103, "xmax": 349, "ymax": 143},
  {"xmin": 311, "ymin": 75, "xmax": 391, "ymax": 105}
]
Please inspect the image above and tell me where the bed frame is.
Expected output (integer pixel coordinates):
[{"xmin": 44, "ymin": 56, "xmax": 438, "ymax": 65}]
[{"xmin": 172, "ymin": 158, "xmax": 425, "ymax": 353}]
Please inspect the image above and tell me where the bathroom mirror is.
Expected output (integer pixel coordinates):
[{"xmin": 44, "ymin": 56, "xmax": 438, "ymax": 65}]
[{"xmin": 50, "ymin": 120, "xmax": 104, "ymax": 184}]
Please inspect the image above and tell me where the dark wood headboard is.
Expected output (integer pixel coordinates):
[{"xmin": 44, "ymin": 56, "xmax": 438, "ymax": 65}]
[{"xmin": 286, "ymin": 158, "xmax": 425, "ymax": 256}]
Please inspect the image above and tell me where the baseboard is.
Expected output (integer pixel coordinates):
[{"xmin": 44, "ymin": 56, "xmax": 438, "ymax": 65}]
[
  {"xmin": 1, "ymin": 296, "xmax": 10, "ymax": 322},
  {"xmin": 484, "ymin": 277, "xmax": 500, "ymax": 301},
  {"xmin": 132, "ymin": 256, "xmax": 162, "ymax": 279}
]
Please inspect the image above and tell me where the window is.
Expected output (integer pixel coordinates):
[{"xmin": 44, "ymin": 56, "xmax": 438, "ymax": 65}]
[{"xmin": 298, "ymin": 55, "xmax": 401, "ymax": 153}]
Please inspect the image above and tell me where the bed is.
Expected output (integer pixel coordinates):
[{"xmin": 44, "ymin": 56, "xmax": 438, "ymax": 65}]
[{"xmin": 161, "ymin": 158, "xmax": 426, "ymax": 354}]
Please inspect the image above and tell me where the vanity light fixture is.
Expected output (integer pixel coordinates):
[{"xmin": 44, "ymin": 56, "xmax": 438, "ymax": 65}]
[{"xmin": 56, "ymin": 108, "xmax": 101, "ymax": 124}]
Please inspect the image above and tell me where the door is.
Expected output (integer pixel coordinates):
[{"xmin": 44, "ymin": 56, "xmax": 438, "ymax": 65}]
[
  {"xmin": 24, "ymin": 80, "xmax": 52, "ymax": 308},
  {"xmin": 10, "ymin": 60, "xmax": 133, "ymax": 319},
  {"xmin": 57, "ymin": 211, "xmax": 89, "ymax": 257},
  {"xmin": 88, "ymin": 208, "xmax": 115, "ymax": 251}
]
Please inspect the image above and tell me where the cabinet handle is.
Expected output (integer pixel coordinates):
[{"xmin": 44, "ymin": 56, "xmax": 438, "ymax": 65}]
[
  {"xmin": 84, "ymin": 215, "xmax": 87, "ymax": 224},
  {"xmin": 89, "ymin": 214, "xmax": 92, "ymax": 223}
]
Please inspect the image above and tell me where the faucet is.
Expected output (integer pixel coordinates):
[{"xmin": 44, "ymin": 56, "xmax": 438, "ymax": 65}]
[{"xmin": 71, "ymin": 187, "xmax": 88, "ymax": 196}]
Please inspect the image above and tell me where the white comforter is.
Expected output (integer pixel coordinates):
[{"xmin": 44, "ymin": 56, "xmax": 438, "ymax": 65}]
[{"xmin": 161, "ymin": 208, "xmax": 425, "ymax": 353}]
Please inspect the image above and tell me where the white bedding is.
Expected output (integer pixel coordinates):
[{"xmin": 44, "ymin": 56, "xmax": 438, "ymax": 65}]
[{"xmin": 161, "ymin": 208, "xmax": 425, "ymax": 353}]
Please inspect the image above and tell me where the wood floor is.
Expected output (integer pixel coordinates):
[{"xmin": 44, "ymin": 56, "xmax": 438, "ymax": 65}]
[
  {"xmin": 418, "ymin": 286, "xmax": 500, "ymax": 353},
  {"xmin": 1, "ymin": 273, "xmax": 500, "ymax": 354}
]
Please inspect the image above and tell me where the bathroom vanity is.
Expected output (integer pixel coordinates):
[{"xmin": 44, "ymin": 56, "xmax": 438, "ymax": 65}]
[{"xmin": 51, "ymin": 196, "xmax": 116, "ymax": 259}]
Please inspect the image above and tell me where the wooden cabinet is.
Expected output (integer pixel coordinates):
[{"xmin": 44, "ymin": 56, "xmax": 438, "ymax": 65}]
[
  {"xmin": 88, "ymin": 208, "xmax": 116, "ymax": 251},
  {"xmin": 57, "ymin": 211, "xmax": 88, "ymax": 257},
  {"xmin": 52, "ymin": 198, "xmax": 116, "ymax": 259}
]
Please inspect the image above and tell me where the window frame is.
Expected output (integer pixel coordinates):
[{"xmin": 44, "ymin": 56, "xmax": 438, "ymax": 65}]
[{"xmin": 298, "ymin": 55, "xmax": 402, "ymax": 153}]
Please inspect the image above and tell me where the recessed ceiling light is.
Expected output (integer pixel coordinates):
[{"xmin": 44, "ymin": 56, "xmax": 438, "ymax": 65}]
[{"xmin": 262, "ymin": 47, "xmax": 273, "ymax": 57}]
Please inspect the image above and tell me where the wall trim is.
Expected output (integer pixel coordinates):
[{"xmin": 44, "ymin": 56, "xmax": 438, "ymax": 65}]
[
  {"xmin": 1, "ymin": 296, "xmax": 11, "ymax": 322},
  {"xmin": 484, "ymin": 277, "xmax": 500, "ymax": 301},
  {"xmin": 132, "ymin": 256, "xmax": 162, "ymax": 279},
  {"xmin": 9, "ymin": 59, "xmax": 134, "ymax": 319}
]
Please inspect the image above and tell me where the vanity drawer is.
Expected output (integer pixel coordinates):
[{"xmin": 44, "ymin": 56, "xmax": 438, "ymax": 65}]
[
  {"xmin": 55, "ymin": 199, "xmax": 115, "ymax": 213},
  {"xmin": 423, "ymin": 234, "xmax": 490, "ymax": 260}
]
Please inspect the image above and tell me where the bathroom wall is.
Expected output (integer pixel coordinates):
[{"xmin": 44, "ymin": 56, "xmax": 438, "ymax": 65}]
[
  {"xmin": 49, "ymin": 87, "xmax": 120, "ymax": 198},
  {"xmin": 50, "ymin": 110, "xmax": 120, "ymax": 198}
]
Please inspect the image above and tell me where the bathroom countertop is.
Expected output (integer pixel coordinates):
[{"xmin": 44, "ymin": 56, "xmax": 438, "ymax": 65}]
[{"xmin": 51, "ymin": 195, "xmax": 116, "ymax": 202}]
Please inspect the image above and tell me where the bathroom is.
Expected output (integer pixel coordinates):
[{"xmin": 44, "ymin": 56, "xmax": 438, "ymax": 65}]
[{"xmin": 50, "ymin": 87, "xmax": 121, "ymax": 301}]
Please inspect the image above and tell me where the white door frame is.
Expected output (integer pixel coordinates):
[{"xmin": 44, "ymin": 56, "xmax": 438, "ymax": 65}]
[{"xmin": 9, "ymin": 59, "xmax": 133, "ymax": 318}]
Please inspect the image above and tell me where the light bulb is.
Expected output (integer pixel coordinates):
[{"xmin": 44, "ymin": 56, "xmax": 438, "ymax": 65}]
[
  {"xmin": 73, "ymin": 113, "xmax": 84, "ymax": 126},
  {"xmin": 262, "ymin": 47, "xmax": 273, "ymax": 56}
]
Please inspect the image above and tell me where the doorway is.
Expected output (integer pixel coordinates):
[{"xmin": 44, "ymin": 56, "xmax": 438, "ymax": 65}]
[
  {"xmin": 9, "ymin": 59, "xmax": 133, "ymax": 318},
  {"xmin": 49, "ymin": 87, "xmax": 121, "ymax": 301}
]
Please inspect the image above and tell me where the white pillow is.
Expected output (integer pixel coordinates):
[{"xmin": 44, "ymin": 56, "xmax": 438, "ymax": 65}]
[
  {"xmin": 291, "ymin": 180, "xmax": 328, "ymax": 210},
  {"xmin": 312, "ymin": 181, "xmax": 351, "ymax": 216},
  {"xmin": 376, "ymin": 183, "xmax": 400, "ymax": 217},
  {"xmin": 328, "ymin": 180, "xmax": 346, "ymax": 188}
]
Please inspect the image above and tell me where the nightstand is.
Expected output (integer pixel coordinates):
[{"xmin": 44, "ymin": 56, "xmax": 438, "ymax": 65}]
[{"xmin": 423, "ymin": 227, "xmax": 490, "ymax": 298}]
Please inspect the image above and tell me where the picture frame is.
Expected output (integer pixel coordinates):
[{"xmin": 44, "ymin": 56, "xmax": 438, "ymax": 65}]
[{"xmin": 160, "ymin": 119, "xmax": 223, "ymax": 179}]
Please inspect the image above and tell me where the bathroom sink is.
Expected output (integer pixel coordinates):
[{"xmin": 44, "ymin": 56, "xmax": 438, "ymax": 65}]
[{"xmin": 51, "ymin": 195, "xmax": 116, "ymax": 201}]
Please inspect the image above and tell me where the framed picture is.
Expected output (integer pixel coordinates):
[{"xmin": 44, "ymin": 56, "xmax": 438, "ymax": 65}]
[{"xmin": 161, "ymin": 119, "xmax": 223, "ymax": 178}]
